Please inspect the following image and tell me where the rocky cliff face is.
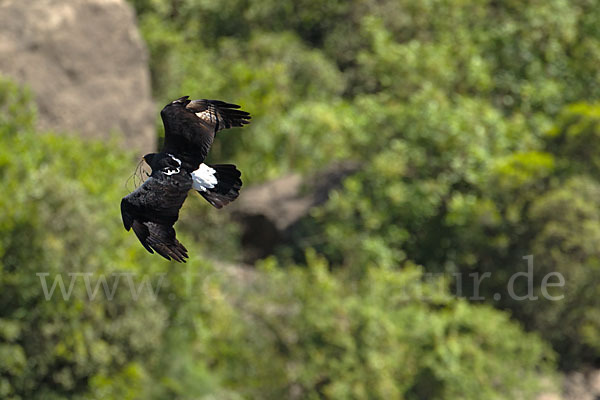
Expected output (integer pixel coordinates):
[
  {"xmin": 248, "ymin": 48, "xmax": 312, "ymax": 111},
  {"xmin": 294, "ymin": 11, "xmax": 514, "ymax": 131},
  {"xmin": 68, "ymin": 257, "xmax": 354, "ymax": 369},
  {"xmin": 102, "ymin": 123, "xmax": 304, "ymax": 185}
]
[{"xmin": 0, "ymin": 0, "xmax": 155, "ymax": 152}]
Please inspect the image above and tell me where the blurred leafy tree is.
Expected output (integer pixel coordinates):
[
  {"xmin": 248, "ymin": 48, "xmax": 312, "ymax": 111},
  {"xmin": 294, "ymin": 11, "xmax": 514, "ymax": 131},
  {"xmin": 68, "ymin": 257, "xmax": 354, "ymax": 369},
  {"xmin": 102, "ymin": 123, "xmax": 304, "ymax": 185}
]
[
  {"xmin": 195, "ymin": 254, "xmax": 555, "ymax": 399},
  {"xmin": 0, "ymin": 77, "xmax": 237, "ymax": 399},
  {"xmin": 0, "ymin": 74, "xmax": 558, "ymax": 399},
  {"xmin": 445, "ymin": 105, "xmax": 600, "ymax": 369},
  {"xmin": 0, "ymin": 77, "xmax": 171, "ymax": 399},
  {"xmin": 128, "ymin": 0, "xmax": 600, "ymax": 372}
]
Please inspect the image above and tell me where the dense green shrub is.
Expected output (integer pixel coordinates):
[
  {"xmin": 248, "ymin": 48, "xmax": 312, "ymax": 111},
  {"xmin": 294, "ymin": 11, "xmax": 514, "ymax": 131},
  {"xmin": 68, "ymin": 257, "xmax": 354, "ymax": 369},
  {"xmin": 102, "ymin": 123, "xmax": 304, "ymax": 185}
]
[
  {"xmin": 0, "ymin": 78, "xmax": 167, "ymax": 399},
  {"xmin": 199, "ymin": 255, "xmax": 555, "ymax": 399},
  {"xmin": 1, "ymin": 75, "xmax": 556, "ymax": 399},
  {"xmin": 127, "ymin": 0, "xmax": 600, "ymax": 373},
  {"xmin": 6, "ymin": 0, "xmax": 600, "ymax": 395}
]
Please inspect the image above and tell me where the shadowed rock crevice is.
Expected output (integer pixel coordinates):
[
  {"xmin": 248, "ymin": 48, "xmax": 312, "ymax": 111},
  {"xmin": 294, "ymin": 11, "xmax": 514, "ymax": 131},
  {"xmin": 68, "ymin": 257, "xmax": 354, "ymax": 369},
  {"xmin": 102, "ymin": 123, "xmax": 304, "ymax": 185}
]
[{"xmin": 231, "ymin": 161, "xmax": 361, "ymax": 263}]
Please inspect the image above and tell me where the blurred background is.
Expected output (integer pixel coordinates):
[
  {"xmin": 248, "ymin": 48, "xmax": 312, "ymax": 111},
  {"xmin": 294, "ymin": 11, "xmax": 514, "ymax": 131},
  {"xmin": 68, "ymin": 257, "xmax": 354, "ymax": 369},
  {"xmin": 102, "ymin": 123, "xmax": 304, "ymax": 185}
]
[{"xmin": 1, "ymin": 0, "xmax": 600, "ymax": 398}]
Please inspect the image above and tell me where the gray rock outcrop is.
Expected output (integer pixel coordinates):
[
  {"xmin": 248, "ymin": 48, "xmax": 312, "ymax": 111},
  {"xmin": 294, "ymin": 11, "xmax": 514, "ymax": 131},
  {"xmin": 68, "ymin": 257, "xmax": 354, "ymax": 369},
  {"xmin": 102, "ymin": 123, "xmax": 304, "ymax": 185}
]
[
  {"xmin": 0, "ymin": 0, "xmax": 155, "ymax": 152},
  {"xmin": 231, "ymin": 161, "xmax": 361, "ymax": 262}
]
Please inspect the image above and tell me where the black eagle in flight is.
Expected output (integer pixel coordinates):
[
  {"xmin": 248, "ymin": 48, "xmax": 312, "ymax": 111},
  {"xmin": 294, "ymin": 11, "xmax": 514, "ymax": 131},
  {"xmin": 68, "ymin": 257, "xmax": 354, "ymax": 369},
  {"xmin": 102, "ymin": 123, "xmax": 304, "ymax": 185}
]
[{"xmin": 121, "ymin": 96, "xmax": 251, "ymax": 262}]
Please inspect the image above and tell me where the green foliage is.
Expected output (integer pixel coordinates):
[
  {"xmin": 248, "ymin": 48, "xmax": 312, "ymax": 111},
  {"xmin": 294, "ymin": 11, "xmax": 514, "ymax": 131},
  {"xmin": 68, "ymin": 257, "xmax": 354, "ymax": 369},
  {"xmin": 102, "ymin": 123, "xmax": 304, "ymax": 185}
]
[
  {"xmin": 8, "ymin": 0, "xmax": 600, "ymax": 395},
  {"xmin": 119, "ymin": 0, "xmax": 600, "ymax": 372},
  {"xmin": 129, "ymin": 0, "xmax": 600, "ymax": 382},
  {"xmin": 185, "ymin": 256, "xmax": 554, "ymax": 400},
  {"xmin": 545, "ymin": 103, "xmax": 600, "ymax": 176},
  {"xmin": 0, "ymin": 77, "xmax": 169, "ymax": 399},
  {"xmin": 1, "ymin": 75, "xmax": 556, "ymax": 398},
  {"xmin": 400, "ymin": 105, "xmax": 600, "ymax": 369},
  {"xmin": 291, "ymin": 92, "xmax": 530, "ymax": 272},
  {"xmin": 0, "ymin": 77, "xmax": 240, "ymax": 399}
]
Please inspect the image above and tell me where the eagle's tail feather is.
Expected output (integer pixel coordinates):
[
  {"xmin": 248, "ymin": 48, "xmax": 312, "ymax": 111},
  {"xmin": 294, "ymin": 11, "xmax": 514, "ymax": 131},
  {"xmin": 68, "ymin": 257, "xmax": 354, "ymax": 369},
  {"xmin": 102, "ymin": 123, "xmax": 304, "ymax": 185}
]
[{"xmin": 192, "ymin": 164, "xmax": 242, "ymax": 209}]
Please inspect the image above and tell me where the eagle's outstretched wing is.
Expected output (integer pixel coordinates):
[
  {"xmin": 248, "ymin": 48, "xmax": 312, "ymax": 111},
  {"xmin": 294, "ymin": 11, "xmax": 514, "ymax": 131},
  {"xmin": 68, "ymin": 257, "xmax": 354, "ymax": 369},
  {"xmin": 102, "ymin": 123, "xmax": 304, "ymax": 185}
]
[
  {"xmin": 160, "ymin": 96, "xmax": 251, "ymax": 171},
  {"xmin": 121, "ymin": 173, "xmax": 191, "ymax": 262}
]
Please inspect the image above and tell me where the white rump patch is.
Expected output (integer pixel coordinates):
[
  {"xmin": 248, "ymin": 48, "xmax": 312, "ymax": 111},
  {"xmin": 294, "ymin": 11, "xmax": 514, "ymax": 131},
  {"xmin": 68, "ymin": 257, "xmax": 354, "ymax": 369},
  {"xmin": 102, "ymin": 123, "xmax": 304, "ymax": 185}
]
[{"xmin": 192, "ymin": 163, "xmax": 217, "ymax": 192}]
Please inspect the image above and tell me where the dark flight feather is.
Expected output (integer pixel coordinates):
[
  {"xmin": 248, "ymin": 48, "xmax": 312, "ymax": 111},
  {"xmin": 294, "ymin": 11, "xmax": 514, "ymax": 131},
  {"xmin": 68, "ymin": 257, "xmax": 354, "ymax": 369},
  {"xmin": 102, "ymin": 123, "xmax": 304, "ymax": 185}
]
[
  {"xmin": 196, "ymin": 164, "xmax": 242, "ymax": 209},
  {"xmin": 161, "ymin": 97, "xmax": 251, "ymax": 172}
]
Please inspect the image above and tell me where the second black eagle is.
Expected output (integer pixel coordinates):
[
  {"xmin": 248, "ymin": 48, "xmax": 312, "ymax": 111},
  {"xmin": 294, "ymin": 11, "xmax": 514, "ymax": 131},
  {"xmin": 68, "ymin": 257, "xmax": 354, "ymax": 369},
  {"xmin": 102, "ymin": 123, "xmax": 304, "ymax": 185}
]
[{"xmin": 121, "ymin": 96, "xmax": 251, "ymax": 262}]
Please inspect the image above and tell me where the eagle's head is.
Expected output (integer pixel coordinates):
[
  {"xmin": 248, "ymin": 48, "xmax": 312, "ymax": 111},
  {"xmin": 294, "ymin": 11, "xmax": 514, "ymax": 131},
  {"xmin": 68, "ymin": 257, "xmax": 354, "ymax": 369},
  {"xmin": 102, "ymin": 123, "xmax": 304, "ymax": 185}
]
[
  {"xmin": 163, "ymin": 96, "xmax": 190, "ymax": 109},
  {"xmin": 143, "ymin": 153, "xmax": 157, "ymax": 168},
  {"xmin": 171, "ymin": 96, "xmax": 190, "ymax": 105},
  {"xmin": 160, "ymin": 96, "xmax": 191, "ymax": 120}
]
